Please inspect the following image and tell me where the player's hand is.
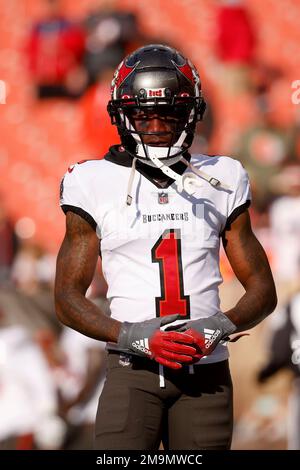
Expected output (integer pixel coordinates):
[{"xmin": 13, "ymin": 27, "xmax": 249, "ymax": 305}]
[
  {"xmin": 165, "ymin": 312, "xmax": 237, "ymax": 360},
  {"xmin": 117, "ymin": 314, "xmax": 198, "ymax": 369}
]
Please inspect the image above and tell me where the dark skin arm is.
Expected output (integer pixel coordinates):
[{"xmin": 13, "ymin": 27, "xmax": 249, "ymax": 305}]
[
  {"xmin": 222, "ymin": 209, "xmax": 277, "ymax": 331},
  {"xmin": 55, "ymin": 212, "xmax": 121, "ymax": 342}
]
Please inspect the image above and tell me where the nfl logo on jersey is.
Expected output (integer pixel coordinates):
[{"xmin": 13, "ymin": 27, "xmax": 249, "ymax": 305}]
[{"xmin": 158, "ymin": 192, "xmax": 169, "ymax": 204}]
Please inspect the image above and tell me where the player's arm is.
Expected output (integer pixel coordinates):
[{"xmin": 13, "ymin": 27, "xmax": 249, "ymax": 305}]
[
  {"xmin": 55, "ymin": 211, "xmax": 121, "ymax": 342},
  {"xmin": 222, "ymin": 209, "xmax": 277, "ymax": 331},
  {"xmin": 166, "ymin": 209, "xmax": 277, "ymax": 358},
  {"xmin": 55, "ymin": 211, "xmax": 197, "ymax": 369}
]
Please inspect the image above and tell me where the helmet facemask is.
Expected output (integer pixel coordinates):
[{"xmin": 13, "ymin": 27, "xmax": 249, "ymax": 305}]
[{"xmin": 115, "ymin": 100, "xmax": 200, "ymax": 167}]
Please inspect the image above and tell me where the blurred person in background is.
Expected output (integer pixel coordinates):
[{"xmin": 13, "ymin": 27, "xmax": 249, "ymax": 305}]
[
  {"xmin": 269, "ymin": 163, "xmax": 300, "ymax": 292},
  {"xmin": 25, "ymin": 0, "xmax": 86, "ymax": 99},
  {"xmin": 215, "ymin": 0, "xmax": 256, "ymax": 95},
  {"xmin": 9, "ymin": 240, "xmax": 59, "ymax": 333},
  {"xmin": 83, "ymin": 1, "xmax": 140, "ymax": 87},
  {"xmin": 57, "ymin": 327, "xmax": 107, "ymax": 449},
  {"xmin": 11, "ymin": 242, "xmax": 56, "ymax": 295},
  {"xmin": 236, "ymin": 89, "xmax": 297, "ymax": 213},
  {"xmin": 55, "ymin": 44, "xmax": 276, "ymax": 450},
  {"xmin": 257, "ymin": 289, "xmax": 300, "ymax": 449},
  {"xmin": 0, "ymin": 310, "xmax": 66, "ymax": 450},
  {"xmin": 56, "ymin": 282, "xmax": 109, "ymax": 449}
]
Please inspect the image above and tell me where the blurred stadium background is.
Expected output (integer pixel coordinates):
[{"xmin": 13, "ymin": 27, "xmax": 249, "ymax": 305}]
[{"xmin": 0, "ymin": 0, "xmax": 300, "ymax": 450}]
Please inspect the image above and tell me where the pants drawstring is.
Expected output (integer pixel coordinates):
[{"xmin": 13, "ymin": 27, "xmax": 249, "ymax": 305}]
[{"xmin": 159, "ymin": 364, "xmax": 166, "ymax": 388}]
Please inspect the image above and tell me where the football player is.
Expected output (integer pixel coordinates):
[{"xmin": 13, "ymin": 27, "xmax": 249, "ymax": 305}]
[{"xmin": 55, "ymin": 44, "xmax": 277, "ymax": 450}]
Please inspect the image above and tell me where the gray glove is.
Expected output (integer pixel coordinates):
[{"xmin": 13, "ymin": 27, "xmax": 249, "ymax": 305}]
[
  {"xmin": 117, "ymin": 314, "xmax": 197, "ymax": 369},
  {"xmin": 165, "ymin": 311, "xmax": 237, "ymax": 358}
]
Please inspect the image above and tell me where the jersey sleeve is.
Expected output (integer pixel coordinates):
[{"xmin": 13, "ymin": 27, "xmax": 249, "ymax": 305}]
[
  {"xmin": 59, "ymin": 164, "xmax": 98, "ymax": 233},
  {"xmin": 225, "ymin": 161, "xmax": 251, "ymax": 228}
]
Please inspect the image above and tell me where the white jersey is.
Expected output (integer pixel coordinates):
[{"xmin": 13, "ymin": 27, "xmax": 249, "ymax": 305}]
[
  {"xmin": 0, "ymin": 327, "xmax": 58, "ymax": 440},
  {"xmin": 60, "ymin": 151, "xmax": 251, "ymax": 363},
  {"xmin": 269, "ymin": 195, "xmax": 300, "ymax": 283}
]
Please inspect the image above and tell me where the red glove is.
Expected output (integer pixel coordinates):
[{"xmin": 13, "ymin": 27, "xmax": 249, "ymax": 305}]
[{"xmin": 149, "ymin": 329, "xmax": 198, "ymax": 369}]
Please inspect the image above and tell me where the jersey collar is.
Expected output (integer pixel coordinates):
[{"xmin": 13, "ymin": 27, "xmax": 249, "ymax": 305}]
[{"xmin": 104, "ymin": 145, "xmax": 191, "ymax": 189}]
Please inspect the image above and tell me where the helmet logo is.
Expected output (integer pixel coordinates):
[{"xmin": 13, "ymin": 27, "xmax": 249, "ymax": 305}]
[
  {"xmin": 147, "ymin": 88, "xmax": 164, "ymax": 97},
  {"xmin": 138, "ymin": 88, "xmax": 171, "ymax": 99},
  {"xmin": 111, "ymin": 59, "xmax": 139, "ymax": 98},
  {"xmin": 173, "ymin": 59, "xmax": 201, "ymax": 96},
  {"xmin": 174, "ymin": 61, "xmax": 194, "ymax": 83}
]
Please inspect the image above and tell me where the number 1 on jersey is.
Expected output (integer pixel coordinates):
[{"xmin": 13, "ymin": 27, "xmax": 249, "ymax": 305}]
[{"xmin": 151, "ymin": 229, "xmax": 190, "ymax": 318}]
